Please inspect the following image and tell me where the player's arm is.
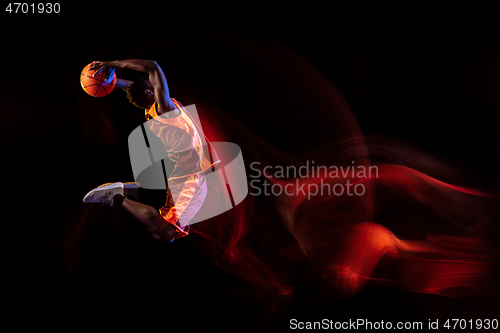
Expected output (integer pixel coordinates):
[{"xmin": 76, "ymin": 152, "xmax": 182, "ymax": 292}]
[
  {"xmin": 115, "ymin": 78, "xmax": 133, "ymax": 90},
  {"xmin": 87, "ymin": 63, "xmax": 132, "ymax": 90},
  {"xmin": 90, "ymin": 60, "xmax": 176, "ymax": 114}
]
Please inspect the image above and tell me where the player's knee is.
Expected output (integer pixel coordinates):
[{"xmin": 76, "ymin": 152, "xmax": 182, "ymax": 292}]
[
  {"xmin": 151, "ymin": 229, "xmax": 175, "ymax": 243},
  {"xmin": 157, "ymin": 233, "xmax": 175, "ymax": 243},
  {"xmin": 155, "ymin": 220, "xmax": 177, "ymax": 244},
  {"xmin": 159, "ymin": 235, "xmax": 175, "ymax": 243}
]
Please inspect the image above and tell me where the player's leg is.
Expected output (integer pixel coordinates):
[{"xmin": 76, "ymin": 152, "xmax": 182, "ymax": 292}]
[
  {"xmin": 158, "ymin": 173, "xmax": 207, "ymax": 237},
  {"xmin": 83, "ymin": 182, "xmax": 176, "ymax": 242},
  {"xmin": 115, "ymin": 196, "xmax": 177, "ymax": 243}
]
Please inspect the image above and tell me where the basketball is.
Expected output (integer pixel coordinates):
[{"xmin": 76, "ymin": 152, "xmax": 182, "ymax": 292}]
[{"xmin": 80, "ymin": 63, "xmax": 117, "ymax": 97}]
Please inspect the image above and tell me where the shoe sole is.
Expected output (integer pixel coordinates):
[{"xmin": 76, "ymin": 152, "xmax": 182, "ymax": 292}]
[{"xmin": 83, "ymin": 182, "xmax": 124, "ymax": 204}]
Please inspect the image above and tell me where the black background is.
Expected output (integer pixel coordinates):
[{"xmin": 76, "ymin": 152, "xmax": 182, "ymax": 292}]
[{"xmin": 2, "ymin": 5, "xmax": 499, "ymax": 332}]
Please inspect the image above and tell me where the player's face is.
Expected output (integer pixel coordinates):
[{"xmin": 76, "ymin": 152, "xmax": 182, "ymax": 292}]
[{"xmin": 145, "ymin": 88, "xmax": 155, "ymax": 106}]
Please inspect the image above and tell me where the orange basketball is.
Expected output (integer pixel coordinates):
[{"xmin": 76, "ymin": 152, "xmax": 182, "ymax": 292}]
[{"xmin": 80, "ymin": 63, "xmax": 117, "ymax": 97}]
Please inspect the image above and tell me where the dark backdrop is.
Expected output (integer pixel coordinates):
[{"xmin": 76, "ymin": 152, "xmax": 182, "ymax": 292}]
[{"xmin": 2, "ymin": 7, "xmax": 499, "ymax": 332}]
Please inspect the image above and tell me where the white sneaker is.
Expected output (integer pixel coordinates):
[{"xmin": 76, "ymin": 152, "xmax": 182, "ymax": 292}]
[
  {"xmin": 83, "ymin": 182, "xmax": 125, "ymax": 206},
  {"xmin": 123, "ymin": 182, "xmax": 140, "ymax": 199},
  {"xmin": 90, "ymin": 182, "xmax": 140, "ymax": 198}
]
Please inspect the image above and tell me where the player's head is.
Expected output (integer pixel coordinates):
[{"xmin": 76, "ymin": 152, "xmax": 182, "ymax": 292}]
[{"xmin": 125, "ymin": 79, "xmax": 155, "ymax": 109}]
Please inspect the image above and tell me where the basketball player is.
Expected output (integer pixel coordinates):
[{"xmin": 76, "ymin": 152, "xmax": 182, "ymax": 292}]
[{"xmin": 82, "ymin": 59, "xmax": 219, "ymax": 243}]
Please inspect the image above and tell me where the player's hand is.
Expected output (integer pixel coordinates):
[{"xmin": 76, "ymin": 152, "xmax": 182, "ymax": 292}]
[{"xmin": 89, "ymin": 61, "xmax": 116, "ymax": 80}]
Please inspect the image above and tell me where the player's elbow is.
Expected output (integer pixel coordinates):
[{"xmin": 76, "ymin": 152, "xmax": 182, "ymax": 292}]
[{"xmin": 150, "ymin": 60, "xmax": 159, "ymax": 71}]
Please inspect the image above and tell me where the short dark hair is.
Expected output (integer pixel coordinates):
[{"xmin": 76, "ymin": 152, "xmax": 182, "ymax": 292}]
[{"xmin": 125, "ymin": 79, "xmax": 154, "ymax": 109}]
